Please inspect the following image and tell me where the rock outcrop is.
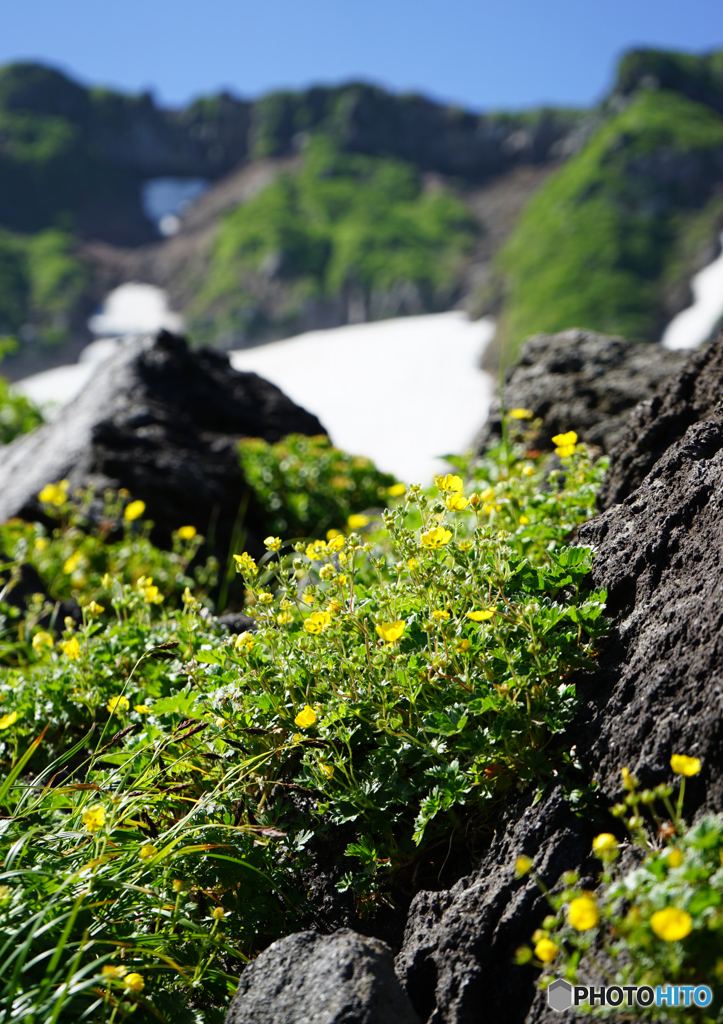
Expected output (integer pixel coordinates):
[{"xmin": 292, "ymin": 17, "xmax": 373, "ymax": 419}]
[
  {"xmin": 224, "ymin": 929, "xmax": 420, "ymax": 1024},
  {"xmin": 476, "ymin": 328, "xmax": 686, "ymax": 456},
  {"xmin": 597, "ymin": 331, "xmax": 723, "ymax": 507},
  {"xmin": 0, "ymin": 330, "xmax": 325, "ymax": 560}
]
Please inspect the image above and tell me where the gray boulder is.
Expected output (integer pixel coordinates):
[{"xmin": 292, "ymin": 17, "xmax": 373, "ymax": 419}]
[
  {"xmin": 225, "ymin": 929, "xmax": 420, "ymax": 1024},
  {"xmin": 0, "ymin": 330, "xmax": 325, "ymax": 559},
  {"xmin": 476, "ymin": 328, "xmax": 686, "ymax": 455}
]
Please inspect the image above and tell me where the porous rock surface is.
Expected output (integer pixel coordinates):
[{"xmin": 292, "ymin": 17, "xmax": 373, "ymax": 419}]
[
  {"xmin": 224, "ymin": 929, "xmax": 420, "ymax": 1024},
  {"xmin": 597, "ymin": 330, "xmax": 723, "ymax": 507},
  {"xmin": 0, "ymin": 330, "xmax": 325, "ymax": 555},
  {"xmin": 476, "ymin": 328, "xmax": 686, "ymax": 455},
  {"xmin": 395, "ymin": 788, "xmax": 594, "ymax": 1024}
]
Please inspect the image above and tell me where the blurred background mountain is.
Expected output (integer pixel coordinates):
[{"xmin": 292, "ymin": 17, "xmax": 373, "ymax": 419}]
[{"xmin": 1, "ymin": 46, "xmax": 723, "ymax": 379}]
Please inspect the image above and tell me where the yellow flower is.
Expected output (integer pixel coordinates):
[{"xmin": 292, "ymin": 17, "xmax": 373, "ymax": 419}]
[
  {"xmin": 480, "ymin": 487, "xmax": 495, "ymax": 502},
  {"xmin": 621, "ymin": 766, "xmax": 634, "ymax": 788},
  {"xmin": 667, "ymin": 848, "xmax": 684, "ymax": 868},
  {"xmin": 432, "ymin": 609, "xmax": 450, "ymax": 621},
  {"xmin": 650, "ymin": 906, "xmax": 693, "ymax": 942},
  {"xmin": 670, "ymin": 754, "xmax": 701, "ymax": 777},
  {"xmin": 388, "ymin": 482, "xmax": 406, "ymax": 497},
  {"xmin": 326, "ymin": 528, "xmax": 342, "ymax": 540},
  {"xmin": 134, "ymin": 704, "xmax": 151, "ymax": 714},
  {"xmin": 32, "ymin": 631, "xmax": 53, "ymax": 654},
  {"xmin": 347, "ymin": 513, "xmax": 370, "ymax": 530},
  {"xmin": 519, "ymin": 516, "xmax": 530, "ymax": 525},
  {"xmin": 551, "ymin": 430, "xmax": 578, "ymax": 447},
  {"xmin": 456, "ymin": 639, "xmax": 471, "ymax": 653},
  {"xmin": 435, "ymin": 473, "xmax": 464, "ymax": 493},
  {"xmin": 102, "ymin": 965, "xmax": 127, "ymax": 979},
  {"xmin": 521, "ymin": 465, "xmax": 535, "ymax": 478},
  {"xmin": 420, "ymin": 526, "xmax": 452, "ymax": 549},
  {"xmin": 327, "ymin": 600, "xmax": 341, "ymax": 616},
  {"xmin": 445, "ymin": 494, "xmax": 469, "ymax": 511},
  {"xmin": 567, "ymin": 896, "xmax": 599, "ymax": 931},
  {"xmin": 123, "ymin": 500, "xmax": 146, "ymax": 521},
  {"xmin": 294, "ymin": 704, "xmax": 317, "ymax": 728},
  {"xmin": 304, "ymin": 611, "xmax": 332, "ymax": 635},
  {"xmin": 107, "ymin": 695, "xmax": 130, "ymax": 714},
  {"xmin": 63, "ymin": 551, "xmax": 82, "ymax": 575},
  {"xmin": 211, "ymin": 906, "xmax": 225, "ymax": 921},
  {"xmin": 509, "ymin": 408, "xmax": 533, "ymax": 420},
  {"xmin": 257, "ymin": 591, "xmax": 273, "ymax": 605},
  {"xmin": 34, "ymin": 536, "xmax": 48, "ymax": 551},
  {"xmin": 305, "ymin": 539, "xmax": 328, "ymax": 561},
  {"xmin": 232, "ymin": 552, "xmax": 258, "ymax": 576},
  {"xmin": 86, "ymin": 601, "xmax": 105, "ymax": 617},
  {"xmin": 277, "ymin": 611, "xmax": 293, "ymax": 625},
  {"xmin": 234, "ymin": 631, "xmax": 255, "ymax": 653},
  {"xmin": 327, "ymin": 534, "xmax": 345, "ymax": 552},
  {"xmin": 139, "ymin": 844, "xmax": 157, "ymax": 862},
  {"xmin": 60, "ymin": 637, "xmax": 81, "ymax": 660},
  {"xmin": 0, "ymin": 711, "xmax": 18, "ymax": 730},
  {"xmin": 302, "ymin": 591, "xmax": 315, "ymax": 606},
  {"xmin": 319, "ymin": 762, "xmax": 335, "ymax": 778},
  {"xmin": 178, "ymin": 525, "xmax": 197, "ymax": 540},
  {"xmin": 82, "ymin": 805, "xmax": 106, "ymax": 833},
  {"xmin": 264, "ymin": 536, "xmax": 282, "ymax": 550},
  {"xmin": 124, "ymin": 973, "xmax": 145, "ymax": 993},
  {"xmin": 182, "ymin": 587, "xmax": 199, "ymax": 608},
  {"xmin": 407, "ymin": 558, "xmax": 419, "ymax": 570},
  {"xmin": 534, "ymin": 938, "xmax": 558, "ymax": 963},
  {"xmin": 515, "ymin": 855, "xmax": 533, "ymax": 877},
  {"xmin": 467, "ymin": 609, "xmax": 494, "ymax": 621},
  {"xmin": 101, "ymin": 573, "xmax": 113, "ymax": 588},
  {"xmin": 172, "ymin": 879, "xmax": 185, "ymax": 892},
  {"xmin": 375, "ymin": 620, "xmax": 406, "ymax": 643},
  {"xmin": 552, "ymin": 430, "xmax": 578, "ymax": 457},
  {"xmin": 143, "ymin": 584, "xmax": 163, "ymax": 604},
  {"xmin": 592, "ymin": 833, "xmax": 618, "ymax": 856},
  {"xmin": 38, "ymin": 480, "xmax": 69, "ymax": 506}
]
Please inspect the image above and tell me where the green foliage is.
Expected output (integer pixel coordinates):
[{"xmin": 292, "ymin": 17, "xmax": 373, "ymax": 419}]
[
  {"xmin": 0, "ymin": 435, "xmax": 607, "ymax": 1019},
  {"xmin": 0, "ymin": 486, "xmax": 216, "ymax": 628},
  {"xmin": 498, "ymin": 90, "xmax": 723, "ymax": 355},
  {"xmin": 189, "ymin": 136, "xmax": 478, "ymax": 344},
  {"xmin": 615, "ymin": 47, "xmax": 723, "ymax": 111},
  {"xmin": 524, "ymin": 765, "xmax": 723, "ymax": 1020},
  {"xmin": 0, "ymin": 226, "xmax": 87, "ymax": 345},
  {"xmin": 0, "ymin": 377, "xmax": 42, "ymax": 444},
  {"xmin": 237, "ymin": 432, "xmax": 397, "ymax": 538}
]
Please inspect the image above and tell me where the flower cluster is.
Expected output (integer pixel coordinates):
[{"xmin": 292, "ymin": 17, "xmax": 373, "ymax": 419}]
[{"xmin": 522, "ymin": 755, "xmax": 723, "ymax": 1018}]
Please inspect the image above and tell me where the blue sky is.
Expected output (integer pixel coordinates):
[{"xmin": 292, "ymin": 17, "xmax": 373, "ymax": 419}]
[{"xmin": 3, "ymin": 0, "xmax": 723, "ymax": 112}]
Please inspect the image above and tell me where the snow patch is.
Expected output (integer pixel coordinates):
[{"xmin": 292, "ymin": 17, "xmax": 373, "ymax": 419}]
[
  {"xmin": 87, "ymin": 283, "xmax": 184, "ymax": 337},
  {"xmin": 229, "ymin": 312, "xmax": 496, "ymax": 484},
  {"xmin": 662, "ymin": 233, "xmax": 723, "ymax": 350}
]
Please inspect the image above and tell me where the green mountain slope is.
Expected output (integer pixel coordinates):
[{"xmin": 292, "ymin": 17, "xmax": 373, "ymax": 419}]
[
  {"xmin": 497, "ymin": 60, "xmax": 723, "ymax": 356},
  {"xmin": 187, "ymin": 138, "xmax": 479, "ymax": 344}
]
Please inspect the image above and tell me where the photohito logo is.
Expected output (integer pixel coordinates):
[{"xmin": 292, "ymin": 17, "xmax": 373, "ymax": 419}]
[{"xmin": 547, "ymin": 980, "xmax": 713, "ymax": 1013}]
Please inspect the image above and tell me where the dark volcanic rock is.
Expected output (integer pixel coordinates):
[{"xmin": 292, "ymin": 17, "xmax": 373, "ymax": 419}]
[
  {"xmin": 575, "ymin": 417, "xmax": 723, "ymax": 809},
  {"xmin": 225, "ymin": 929, "xmax": 420, "ymax": 1024},
  {"xmin": 395, "ymin": 789, "xmax": 594, "ymax": 1024},
  {"xmin": 476, "ymin": 328, "xmax": 686, "ymax": 455},
  {"xmin": 597, "ymin": 331, "xmax": 723, "ymax": 508},
  {"xmin": 0, "ymin": 330, "xmax": 325, "ymax": 559}
]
